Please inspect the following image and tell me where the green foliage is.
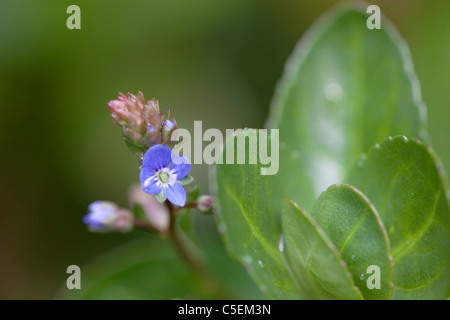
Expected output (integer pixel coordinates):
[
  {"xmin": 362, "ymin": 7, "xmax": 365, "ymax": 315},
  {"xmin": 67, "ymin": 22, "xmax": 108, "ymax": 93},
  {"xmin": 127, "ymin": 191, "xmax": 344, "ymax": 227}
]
[
  {"xmin": 345, "ymin": 136, "xmax": 450, "ymax": 299},
  {"xmin": 281, "ymin": 199, "xmax": 362, "ymax": 300},
  {"xmin": 266, "ymin": 4, "xmax": 426, "ymax": 212},
  {"xmin": 212, "ymin": 4, "xmax": 450, "ymax": 300},
  {"xmin": 311, "ymin": 184, "xmax": 394, "ymax": 300},
  {"xmin": 61, "ymin": 238, "xmax": 198, "ymax": 300},
  {"xmin": 61, "ymin": 236, "xmax": 263, "ymax": 300},
  {"xmin": 211, "ymin": 129, "xmax": 302, "ymax": 299}
]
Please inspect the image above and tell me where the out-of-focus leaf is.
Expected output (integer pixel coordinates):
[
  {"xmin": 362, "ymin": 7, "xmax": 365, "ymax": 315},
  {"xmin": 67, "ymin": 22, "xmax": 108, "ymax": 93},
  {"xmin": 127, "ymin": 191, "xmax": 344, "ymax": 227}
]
[
  {"xmin": 311, "ymin": 184, "xmax": 394, "ymax": 300},
  {"xmin": 59, "ymin": 238, "xmax": 198, "ymax": 300},
  {"xmin": 345, "ymin": 136, "xmax": 450, "ymax": 299},
  {"xmin": 186, "ymin": 186, "xmax": 200, "ymax": 204},
  {"xmin": 280, "ymin": 199, "xmax": 363, "ymax": 300},
  {"xmin": 266, "ymin": 5, "xmax": 427, "ymax": 212},
  {"xmin": 211, "ymin": 129, "xmax": 302, "ymax": 299}
]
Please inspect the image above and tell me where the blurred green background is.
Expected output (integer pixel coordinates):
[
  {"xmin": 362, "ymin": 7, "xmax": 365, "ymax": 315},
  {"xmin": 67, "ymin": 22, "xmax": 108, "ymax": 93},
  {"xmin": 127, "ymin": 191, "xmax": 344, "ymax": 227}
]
[{"xmin": 0, "ymin": 0, "xmax": 449, "ymax": 299}]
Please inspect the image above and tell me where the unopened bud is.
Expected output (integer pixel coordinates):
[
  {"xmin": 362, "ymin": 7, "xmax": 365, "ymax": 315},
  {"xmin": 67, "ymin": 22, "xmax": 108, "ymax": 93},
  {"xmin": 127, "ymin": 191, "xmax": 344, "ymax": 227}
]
[
  {"xmin": 196, "ymin": 195, "xmax": 213, "ymax": 212},
  {"xmin": 161, "ymin": 119, "xmax": 176, "ymax": 139},
  {"xmin": 108, "ymin": 92, "xmax": 179, "ymax": 152},
  {"xmin": 83, "ymin": 201, "xmax": 134, "ymax": 233},
  {"xmin": 108, "ymin": 92, "xmax": 146, "ymax": 132},
  {"xmin": 128, "ymin": 184, "xmax": 170, "ymax": 232},
  {"xmin": 144, "ymin": 98, "xmax": 161, "ymax": 127},
  {"xmin": 144, "ymin": 125, "xmax": 162, "ymax": 146}
]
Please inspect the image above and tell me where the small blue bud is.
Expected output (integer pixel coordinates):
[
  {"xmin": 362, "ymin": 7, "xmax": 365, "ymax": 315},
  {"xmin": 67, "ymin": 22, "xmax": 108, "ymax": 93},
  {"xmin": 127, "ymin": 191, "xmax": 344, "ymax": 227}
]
[
  {"xmin": 161, "ymin": 119, "xmax": 177, "ymax": 141},
  {"xmin": 162, "ymin": 120, "xmax": 175, "ymax": 131}
]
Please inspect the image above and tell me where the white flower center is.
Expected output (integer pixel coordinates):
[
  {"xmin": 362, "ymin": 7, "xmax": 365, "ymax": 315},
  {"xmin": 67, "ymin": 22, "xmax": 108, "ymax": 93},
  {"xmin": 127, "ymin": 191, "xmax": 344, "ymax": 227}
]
[{"xmin": 156, "ymin": 167, "xmax": 177, "ymax": 187}]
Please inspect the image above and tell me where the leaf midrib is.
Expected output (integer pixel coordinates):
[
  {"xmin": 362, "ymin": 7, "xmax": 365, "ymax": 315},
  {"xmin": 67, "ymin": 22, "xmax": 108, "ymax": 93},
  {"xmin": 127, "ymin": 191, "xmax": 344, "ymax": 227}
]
[
  {"xmin": 223, "ymin": 183, "xmax": 283, "ymax": 264},
  {"xmin": 392, "ymin": 189, "xmax": 443, "ymax": 261}
]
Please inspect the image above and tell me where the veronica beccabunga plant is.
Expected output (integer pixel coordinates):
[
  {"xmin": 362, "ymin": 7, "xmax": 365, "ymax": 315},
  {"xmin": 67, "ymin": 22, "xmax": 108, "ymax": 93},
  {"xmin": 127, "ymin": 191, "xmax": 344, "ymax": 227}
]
[{"xmin": 81, "ymin": 3, "xmax": 449, "ymax": 300}]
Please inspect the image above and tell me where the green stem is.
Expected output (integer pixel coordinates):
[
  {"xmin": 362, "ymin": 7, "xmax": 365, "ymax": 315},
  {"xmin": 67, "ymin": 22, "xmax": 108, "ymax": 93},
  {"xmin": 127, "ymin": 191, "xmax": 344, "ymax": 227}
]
[
  {"xmin": 166, "ymin": 201, "xmax": 204, "ymax": 275},
  {"xmin": 133, "ymin": 218, "xmax": 161, "ymax": 234},
  {"xmin": 135, "ymin": 200, "xmax": 233, "ymax": 298},
  {"xmin": 173, "ymin": 202, "xmax": 198, "ymax": 213}
]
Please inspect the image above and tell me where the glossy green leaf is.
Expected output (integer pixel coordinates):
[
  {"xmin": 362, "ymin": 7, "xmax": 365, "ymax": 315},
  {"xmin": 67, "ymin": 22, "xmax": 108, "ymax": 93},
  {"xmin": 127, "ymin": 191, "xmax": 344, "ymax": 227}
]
[
  {"xmin": 211, "ymin": 129, "xmax": 302, "ymax": 299},
  {"xmin": 281, "ymin": 199, "xmax": 363, "ymax": 300},
  {"xmin": 345, "ymin": 136, "xmax": 450, "ymax": 299},
  {"xmin": 266, "ymin": 5, "xmax": 427, "ymax": 212},
  {"xmin": 311, "ymin": 184, "xmax": 394, "ymax": 300}
]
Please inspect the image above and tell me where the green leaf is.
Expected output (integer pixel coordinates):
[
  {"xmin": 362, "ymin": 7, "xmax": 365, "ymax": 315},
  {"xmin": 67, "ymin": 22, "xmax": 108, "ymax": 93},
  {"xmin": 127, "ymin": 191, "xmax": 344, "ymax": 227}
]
[
  {"xmin": 266, "ymin": 4, "xmax": 427, "ymax": 212},
  {"xmin": 345, "ymin": 136, "xmax": 450, "ymax": 299},
  {"xmin": 281, "ymin": 199, "xmax": 363, "ymax": 300},
  {"xmin": 211, "ymin": 129, "xmax": 302, "ymax": 299},
  {"xmin": 59, "ymin": 238, "xmax": 198, "ymax": 300},
  {"xmin": 186, "ymin": 185, "xmax": 200, "ymax": 203},
  {"xmin": 132, "ymin": 203, "xmax": 150, "ymax": 223},
  {"xmin": 196, "ymin": 216, "xmax": 265, "ymax": 300},
  {"xmin": 122, "ymin": 133, "xmax": 147, "ymax": 157},
  {"xmin": 60, "ymin": 236, "xmax": 260, "ymax": 300},
  {"xmin": 311, "ymin": 184, "xmax": 394, "ymax": 300},
  {"xmin": 155, "ymin": 189, "xmax": 166, "ymax": 203},
  {"xmin": 179, "ymin": 175, "xmax": 194, "ymax": 186}
]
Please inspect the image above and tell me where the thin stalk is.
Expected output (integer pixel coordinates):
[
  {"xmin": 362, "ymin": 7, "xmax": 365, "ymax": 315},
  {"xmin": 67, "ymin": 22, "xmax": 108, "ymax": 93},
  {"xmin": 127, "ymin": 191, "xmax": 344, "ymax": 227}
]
[{"xmin": 166, "ymin": 201, "xmax": 204, "ymax": 275}]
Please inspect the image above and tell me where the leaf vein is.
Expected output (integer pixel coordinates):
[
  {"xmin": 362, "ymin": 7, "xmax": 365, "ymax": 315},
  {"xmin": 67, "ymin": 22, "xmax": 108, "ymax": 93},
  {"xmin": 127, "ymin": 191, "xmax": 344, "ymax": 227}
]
[
  {"xmin": 223, "ymin": 184, "xmax": 282, "ymax": 264},
  {"xmin": 338, "ymin": 209, "xmax": 368, "ymax": 253},
  {"xmin": 393, "ymin": 189, "xmax": 443, "ymax": 261}
]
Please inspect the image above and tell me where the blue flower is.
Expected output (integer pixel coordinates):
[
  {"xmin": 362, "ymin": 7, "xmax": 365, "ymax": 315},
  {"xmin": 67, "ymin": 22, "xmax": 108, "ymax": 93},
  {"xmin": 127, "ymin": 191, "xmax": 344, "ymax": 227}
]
[
  {"xmin": 83, "ymin": 201, "xmax": 133, "ymax": 232},
  {"xmin": 140, "ymin": 144, "xmax": 190, "ymax": 206}
]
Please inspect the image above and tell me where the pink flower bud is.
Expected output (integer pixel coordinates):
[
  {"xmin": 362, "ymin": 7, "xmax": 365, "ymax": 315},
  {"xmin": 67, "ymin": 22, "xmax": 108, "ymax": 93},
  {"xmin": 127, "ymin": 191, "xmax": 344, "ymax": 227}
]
[
  {"xmin": 128, "ymin": 184, "xmax": 170, "ymax": 232},
  {"xmin": 196, "ymin": 195, "xmax": 213, "ymax": 212},
  {"xmin": 144, "ymin": 98, "xmax": 161, "ymax": 127},
  {"xmin": 108, "ymin": 92, "xmax": 146, "ymax": 132},
  {"xmin": 108, "ymin": 92, "xmax": 178, "ymax": 152}
]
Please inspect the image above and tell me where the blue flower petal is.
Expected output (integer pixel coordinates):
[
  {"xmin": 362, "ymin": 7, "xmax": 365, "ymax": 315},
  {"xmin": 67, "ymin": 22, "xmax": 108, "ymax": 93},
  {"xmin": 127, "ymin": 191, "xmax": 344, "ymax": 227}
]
[
  {"xmin": 140, "ymin": 168, "xmax": 162, "ymax": 194},
  {"xmin": 170, "ymin": 155, "xmax": 190, "ymax": 179},
  {"xmin": 83, "ymin": 212, "xmax": 109, "ymax": 230},
  {"xmin": 83, "ymin": 213, "xmax": 102, "ymax": 229},
  {"xmin": 140, "ymin": 167, "xmax": 152, "ymax": 183},
  {"xmin": 142, "ymin": 145, "xmax": 172, "ymax": 172},
  {"xmin": 163, "ymin": 183, "xmax": 186, "ymax": 206},
  {"xmin": 88, "ymin": 201, "xmax": 117, "ymax": 213}
]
